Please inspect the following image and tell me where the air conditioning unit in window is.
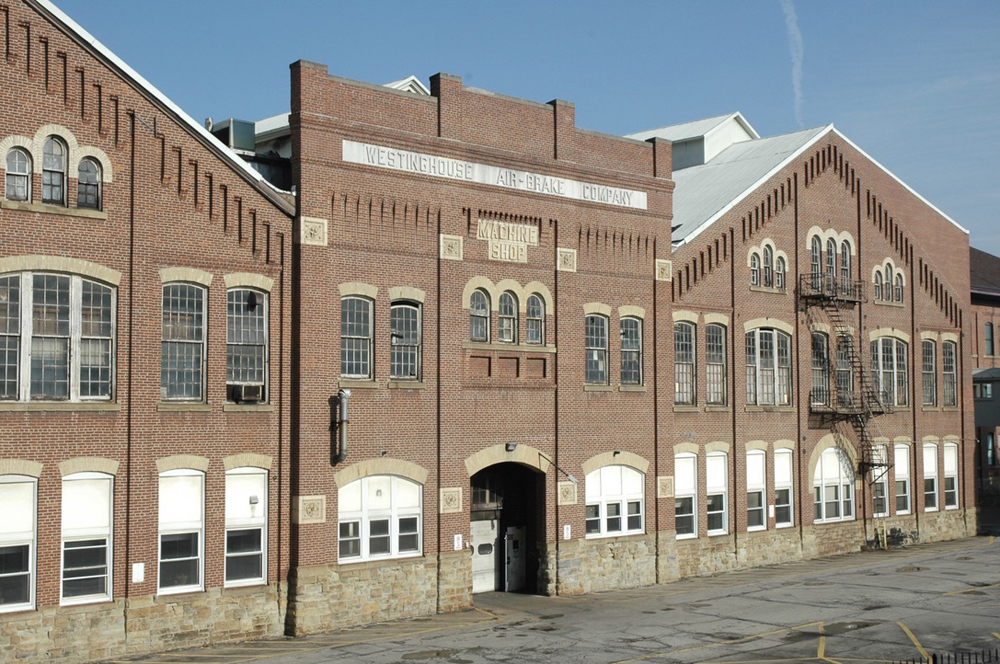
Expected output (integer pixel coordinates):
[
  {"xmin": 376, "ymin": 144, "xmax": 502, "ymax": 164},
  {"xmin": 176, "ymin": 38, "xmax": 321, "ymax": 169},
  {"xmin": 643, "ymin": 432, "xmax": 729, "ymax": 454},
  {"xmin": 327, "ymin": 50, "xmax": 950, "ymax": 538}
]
[{"xmin": 232, "ymin": 384, "xmax": 263, "ymax": 403}]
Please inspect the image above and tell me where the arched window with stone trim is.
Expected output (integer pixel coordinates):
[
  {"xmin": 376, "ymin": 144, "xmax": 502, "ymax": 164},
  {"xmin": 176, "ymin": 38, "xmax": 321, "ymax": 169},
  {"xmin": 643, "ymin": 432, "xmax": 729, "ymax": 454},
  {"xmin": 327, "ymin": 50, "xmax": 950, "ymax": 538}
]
[
  {"xmin": 338, "ymin": 475, "xmax": 422, "ymax": 562},
  {"xmin": 762, "ymin": 246, "xmax": 774, "ymax": 287},
  {"xmin": 5, "ymin": 147, "xmax": 31, "ymax": 202},
  {"xmin": 77, "ymin": 157, "xmax": 102, "ymax": 210},
  {"xmin": 470, "ymin": 289, "xmax": 489, "ymax": 342},
  {"xmin": 813, "ymin": 447, "xmax": 854, "ymax": 523},
  {"xmin": 840, "ymin": 241, "xmax": 851, "ymax": 295},
  {"xmin": 0, "ymin": 474, "xmax": 36, "ymax": 612},
  {"xmin": 750, "ymin": 252, "xmax": 760, "ymax": 286},
  {"xmin": 42, "ymin": 136, "xmax": 67, "ymax": 205},
  {"xmin": 498, "ymin": 291, "xmax": 518, "ymax": 343},
  {"xmin": 526, "ymin": 294, "xmax": 544, "ymax": 345},
  {"xmin": 585, "ymin": 464, "xmax": 644, "ymax": 538}
]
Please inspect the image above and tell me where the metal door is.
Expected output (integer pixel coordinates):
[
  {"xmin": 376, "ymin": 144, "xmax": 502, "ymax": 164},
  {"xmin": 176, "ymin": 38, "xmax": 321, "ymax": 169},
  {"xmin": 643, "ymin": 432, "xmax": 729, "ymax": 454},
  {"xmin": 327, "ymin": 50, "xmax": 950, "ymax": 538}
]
[
  {"xmin": 504, "ymin": 526, "xmax": 526, "ymax": 592},
  {"xmin": 471, "ymin": 519, "xmax": 499, "ymax": 593}
]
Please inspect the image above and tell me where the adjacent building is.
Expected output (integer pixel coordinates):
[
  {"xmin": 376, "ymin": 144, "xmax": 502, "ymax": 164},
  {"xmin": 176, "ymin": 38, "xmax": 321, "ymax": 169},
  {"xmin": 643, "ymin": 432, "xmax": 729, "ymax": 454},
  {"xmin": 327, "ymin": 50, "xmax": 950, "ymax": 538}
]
[{"xmin": 971, "ymin": 248, "xmax": 1000, "ymax": 501}]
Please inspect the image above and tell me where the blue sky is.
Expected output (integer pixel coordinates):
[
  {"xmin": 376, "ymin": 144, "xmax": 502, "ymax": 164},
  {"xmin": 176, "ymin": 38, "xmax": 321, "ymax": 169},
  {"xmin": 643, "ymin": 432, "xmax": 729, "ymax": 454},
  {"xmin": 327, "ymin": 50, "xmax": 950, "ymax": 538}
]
[{"xmin": 60, "ymin": 0, "xmax": 1000, "ymax": 255}]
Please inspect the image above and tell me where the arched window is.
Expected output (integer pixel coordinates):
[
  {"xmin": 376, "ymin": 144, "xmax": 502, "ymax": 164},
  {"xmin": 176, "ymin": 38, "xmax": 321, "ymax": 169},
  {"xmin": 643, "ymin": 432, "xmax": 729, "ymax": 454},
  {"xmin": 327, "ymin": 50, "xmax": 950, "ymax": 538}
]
[
  {"xmin": 745, "ymin": 328, "xmax": 792, "ymax": 406},
  {"xmin": 526, "ymin": 294, "xmax": 544, "ymax": 345},
  {"xmin": 871, "ymin": 337, "xmax": 908, "ymax": 407},
  {"xmin": 884, "ymin": 265, "xmax": 893, "ymax": 301},
  {"xmin": 874, "ymin": 271, "xmax": 883, "ymax": 301},
  {"xmin": 775, "ymin": 256, "xmax": 786, "ymax": 291},
  {"xmin": 674, "ymin": 453, "xmax": 697, "ymax": 538},
  {"xmin": 923, "ymin": 443, "xmax": 938, "ymax": 511},
  {"xmin": 825, "ymin": 238, "xmax": 837, "ymax": 288},
  {"xmin": 674, "ymin": 321, "xmax": 695, "ymax": 404},
  {"xmin": 469, "ymin": 289, "xmax": 489, "ymax": 342},
  {"xmin": 225, "ymin": 467, "xmax": 268, "ymax": 585},
  {"xmin": 894, "ymin": 274, "xmax": 904, "ymax": 302},
  {"xmin": 585, "ymin": 315, "xmax": 608, "ymax": 384},
  {"xmin": 42, "ymin": 136, "xmax": 67, "ymax": 205},
  {"xmin": 921, "ymin": 340, "xmax": 936, "ymax": 407},
  {"xmin": 338, "ymin": 475, "xmax": 422, "ymax": 561},
  {"xmin": 750, "ymin": 252, "xmax": 760, "ymax": 286},
  {"xmin": 747, "ymin": 450, "xmax": 766, "ymax": 530},
  {"xmin": 840, "ymin": 241, "xmax": 851, "ymax": 295},
  {"xmin": 944, "ymin": 443, "xmax": 959, "ymax": 509},
  {"xmin": 706, "ymin": 323, "xmax": 727, "ymax": 405},
  {"xmin": 5, "ymin": 147, "xmax": 31, "ymax": 201},
  {"xmin": 585, "ymin": 465, "xmax": 644, "ymax": 538},
  {"xmin": 986, "ymin": 322, "xmax": 995, "ymax": 357},
  {"xmin": 835, "ymin": 335, "xmax": 855, "ymax": 409},
  {"xmin": 895, "ymin": 444, "xmax": 911, "ymax": 513},
  {"xmin": 762, "ymin": 246, "xmax": 774, "ymax": 288},
  {"xmin": 158, "ymin": 468, "xmax": 205, "ymax": 593},
  {"xmin": 774, "ymin": 450, "xmax": 794, "ymax": 526},
  {"xmin": 942, "ymin": 341, "xmax": 957, "ymax": 407},
  {"xmin": 340, "ymin": 296, "xmax": 372, "ymax": 379},
  {"xmin": 390, "ymin": 301, "xmax": 421, "ymax": 380},
  {"xmin": 620, "ymin": 316, "xmax": 642, "ymax": 385},
  {"xmin": 706, "ymin": 452, "xmax": 728, "ymax": 535},
  {"xmin": 810, "ymin": 332, "xmax": 830, "ymax": 406},
  {"xmin": 77, "ymin": 157, "xmax": 101, "ymax": 210},
  {"xmin": 162, "ymin": 283, "xmax": 206, "ymax": 401},
  {"xmin": 810, "ymin": 236, "xmax": 822, "ymax": 288},
  {"xmin": 813, "ymin": 447, "xmax": 854, "ymax": 523},
  {"xmin": 498, "ymin": 292, "xmax": 517, "ymax": 343}
]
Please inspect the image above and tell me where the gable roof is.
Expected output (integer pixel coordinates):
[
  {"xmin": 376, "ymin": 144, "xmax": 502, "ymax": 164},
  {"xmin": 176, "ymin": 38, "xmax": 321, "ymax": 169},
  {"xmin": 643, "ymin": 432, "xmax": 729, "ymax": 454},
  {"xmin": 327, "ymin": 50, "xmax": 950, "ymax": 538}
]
[
  {"xmin": 626, "ymin": 112, "xmax": 759, "ymax": 144},
  {"xmin": 31, "ymin": 0, "xmax": 294, "ymax": 216},
  {"xmin": 971, "ymin": 247, "xmax": 1000, "ymax": 296}
]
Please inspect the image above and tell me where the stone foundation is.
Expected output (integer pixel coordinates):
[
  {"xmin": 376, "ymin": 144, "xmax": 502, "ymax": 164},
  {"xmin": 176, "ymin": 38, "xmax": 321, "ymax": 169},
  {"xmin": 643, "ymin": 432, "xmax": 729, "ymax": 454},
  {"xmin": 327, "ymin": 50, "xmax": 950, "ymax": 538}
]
[
  {"xmin": 551, "ymin": 533, "xmax": 657, "ymax": 595},
  {"xmin": 803, "ymin": 520, "xmax": 865, "ymax": 558},
  {"xmin": 917, "ymin": 509, "xmax": 973, "ymax": 543}
]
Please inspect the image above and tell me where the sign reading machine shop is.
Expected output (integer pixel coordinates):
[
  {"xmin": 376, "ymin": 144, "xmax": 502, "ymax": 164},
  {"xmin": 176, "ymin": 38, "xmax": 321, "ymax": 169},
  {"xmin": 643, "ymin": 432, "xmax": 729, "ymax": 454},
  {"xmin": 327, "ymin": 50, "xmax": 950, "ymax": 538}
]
[{"xmin": 342, "ymin": 140, "xmax": 648, "ymax": 210}]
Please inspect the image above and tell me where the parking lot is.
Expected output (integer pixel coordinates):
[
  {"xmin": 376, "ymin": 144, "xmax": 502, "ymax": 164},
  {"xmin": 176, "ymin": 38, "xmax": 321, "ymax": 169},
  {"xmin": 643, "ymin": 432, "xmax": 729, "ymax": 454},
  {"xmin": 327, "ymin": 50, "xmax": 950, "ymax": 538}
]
[{"xmin": 113, "ymin": 535, "xmax": 999, "ymax": 664}]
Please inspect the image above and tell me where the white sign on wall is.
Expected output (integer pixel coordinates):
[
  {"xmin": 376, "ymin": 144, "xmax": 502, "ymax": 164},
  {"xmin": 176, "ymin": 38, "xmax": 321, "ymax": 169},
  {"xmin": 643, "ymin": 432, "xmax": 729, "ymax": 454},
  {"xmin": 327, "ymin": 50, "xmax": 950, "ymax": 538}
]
[{"xmin": 343, "ymin": 140, "xmax": 648, "ymax": 210}]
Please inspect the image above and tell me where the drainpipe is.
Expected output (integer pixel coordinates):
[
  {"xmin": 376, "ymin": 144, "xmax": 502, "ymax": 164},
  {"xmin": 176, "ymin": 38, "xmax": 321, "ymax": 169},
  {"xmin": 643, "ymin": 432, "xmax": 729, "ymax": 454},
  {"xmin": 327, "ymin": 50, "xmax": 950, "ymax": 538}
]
[{"xmin": 336, "ymin": 389, "xmax": 350, "ymax": 463}]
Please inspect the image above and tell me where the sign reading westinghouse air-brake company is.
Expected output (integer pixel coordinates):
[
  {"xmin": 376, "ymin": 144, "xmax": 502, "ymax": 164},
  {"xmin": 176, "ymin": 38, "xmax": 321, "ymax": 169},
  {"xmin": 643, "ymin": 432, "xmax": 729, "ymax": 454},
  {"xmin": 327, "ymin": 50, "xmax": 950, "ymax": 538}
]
[{"xmin": 342, "ymin": 140, "xmax": 648, "ymax": 210}]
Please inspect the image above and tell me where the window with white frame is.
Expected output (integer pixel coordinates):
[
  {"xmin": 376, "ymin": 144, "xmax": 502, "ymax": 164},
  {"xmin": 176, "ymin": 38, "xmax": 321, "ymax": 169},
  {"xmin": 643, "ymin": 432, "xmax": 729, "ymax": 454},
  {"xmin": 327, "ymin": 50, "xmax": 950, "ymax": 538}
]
[
  {"xmin": 585, "ymin": 465, "xmax": 643, "ymax": 538},
  {"xmin": 526, "ymin": 294, "xmax": 544, "ymax": 345},
  {"xmin": 0, "ymin": 272, "xmax": 115, "ymax": 402},
  {"xmin": 839, "ymin": 241, "xmax": 851, "ymax": 294},
  {"xmin": 774, "ymin": 450, "xmax": 793, "ymax": 527},
  {"xmin": 835, "ymin": 335, "xmax": 855, "ymax": 409},
  {"xmin": 813, "ymin": 447, "xmax": 854, "ymax": 523},
  {"xmin": 338, "ymin": 475, "xmax": 421, "ymax": 562},
  {"xmin": 811, "ymin": 332, "xmax": 830, "ymax": 407},
  {"xmin": 871, "ymin": 337, "xmax": 908, "ymax": 407},
  {"xmin": 585, "ymin": 315, "xmax": 608, "ymax": 384},
  {"xmin": 620, "ymin": 317, "xmax": 642, "ymax": 385},
  {"xmin": 874, "ymin": 271, "xmax": 883, "ymax": 301},
  {"xmin": 942, "ymin": 341, "xmax": 957, "ymax": 407},
  {"xmin": 674, "ymin": 321, "xmax": 695, "ymax": 404},
  {"xmin": 162, "ymin": 283, "xmax": 206, "ymax": 401},
  {"xmin": 825, "ymin": 238, "xmax": 836, "ymax": 288},
  {"xmin": 498, "ymin": 292, "xmax": 517, "ymax": 343},
  {"xmin": 341, "ymin": 296, "xmax": 372, "ymax": 379},
  {"xmin": 390, "ymin": 301, "xmax": 421, "ymax": 380},
  {"xmin": 227, "ymin": 288, "xmax": 267, "ymax": 402},
  {"xmin": 746, "ymin": 450, "xmax": 766, "ymax": 530},
  {"xmin": 0, "ymin": 475, "xmax": 35, "ymax": 612},
  {"xmin": 943, "ymin": 443, "xmax": 958, "ymax": 509},
  {"xmin": 810, "ymin": 236, "xmax": 822, "ymax": 288},
  {"xmin": 923, "ymin": 444, "xmax": 938, "ymax": 511},
  {"xmin": 225, "ymin": 468, "xmax": 267, "ymax": 585},
  {"xmin": 61, "ymin": 472, "xmax": 112, "ymax": 603},
  {"xmin": 894, "ymin": 274, "xmax": 904, "ymax": 302},
  {"xmin": 776, "ymin": 256, "xmax": 786, "ymax": 291},
  {"xmin": 750, "ymin": 252, "xmax": 760, "ymax": 286},
  {"xmin": 987, "ymin": 432, "xmax": 997, "ymax": 467},
  {"xmin": 470, "ymin": 289, "xmax": 489, "ymax": 342},
  {"xmin": 986, "ymin": 323, "xmax": 995, "ymax": 356},
  {"xmin": 706, "ymin": 324, "xmax": 726, "ymax": 405},
  {"xmin": 921, "ymin": 340, "xmax": 936, "ymax": 407},
  {"xmin": 158, "ymin": 469, "xmax": 204, "ymax": 593},
  {"xmin": 706, "ymin": 453, "xmax": 728, "ymax": 535},
  {"xmin": 674, "ymin": 454, "xmax": 696, "ymax": 538},
  {"xmin": 77, "ymin": 158, "xmax": 102, "ymax": 210},
  {"xmin": 895, "ymin": 444, "xmax": 910, "ymax": 514},
  {"xmin": 42, "ymin": 136, "xmax": 67, "ymax": 205},
  {"xmin": 5, "ymin": 147, "xmax": 31, "ymax": 201},
  {"xmin": 871, "ymin": 445, "xmax": 888, "ymax": 517},
  {"xmin": 745, "ymin": 328, "xmax": 792, "ymax": 406},
  {"xmin": 883, "ymin": 265, "xmax": 893, "ymax": 302},
  {"xmin": 762, "ymin": 246, "xmax": 774, "ymax": 288}
]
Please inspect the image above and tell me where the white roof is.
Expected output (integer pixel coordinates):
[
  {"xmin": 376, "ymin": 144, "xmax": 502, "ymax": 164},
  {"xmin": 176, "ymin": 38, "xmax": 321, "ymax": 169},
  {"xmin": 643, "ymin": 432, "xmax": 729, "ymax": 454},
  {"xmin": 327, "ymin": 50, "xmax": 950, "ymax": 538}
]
[
  {"xmin": 626, "ymin": 112, "xmax": 759, "ymax": 143},
  {"xmin": 384, "ymin": 75, "xmax": 431, "ymax": 96},
  {"xmin": 32, "ymin": 0, "xmax": 294, "ymax": 210}
]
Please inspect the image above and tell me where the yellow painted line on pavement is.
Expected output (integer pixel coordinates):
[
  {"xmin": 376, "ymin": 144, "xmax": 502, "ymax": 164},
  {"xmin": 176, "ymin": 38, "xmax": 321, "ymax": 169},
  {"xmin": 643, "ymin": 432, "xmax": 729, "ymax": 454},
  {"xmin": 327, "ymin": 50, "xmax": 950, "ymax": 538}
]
[
  {"xmin": 898, "ymin": 621, "xmax": 930, "ymax": 660},
  {"xmin": 943, "ymin": 581, "xmax": 1000, "ymax": 596},
  {"xmin": 993, "ymin": 632, "xmax": 1000, "ymax": 641},
  {"xmin": 613, "ymin": 621, "xmax": 823, "ymax": 663}
]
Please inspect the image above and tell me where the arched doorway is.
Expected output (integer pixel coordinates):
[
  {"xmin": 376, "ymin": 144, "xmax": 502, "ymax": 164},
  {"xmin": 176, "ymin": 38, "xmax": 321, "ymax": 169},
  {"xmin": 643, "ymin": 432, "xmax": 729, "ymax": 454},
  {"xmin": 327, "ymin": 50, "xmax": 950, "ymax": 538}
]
[{"xmin": 470, "ymin": 462, "xmax": 545, "ymax": 594}]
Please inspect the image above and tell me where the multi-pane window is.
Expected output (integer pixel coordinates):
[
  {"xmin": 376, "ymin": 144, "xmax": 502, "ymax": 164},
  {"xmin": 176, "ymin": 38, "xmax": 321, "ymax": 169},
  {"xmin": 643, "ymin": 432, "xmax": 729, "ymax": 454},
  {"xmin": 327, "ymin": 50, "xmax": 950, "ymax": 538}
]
[
  {"xmin": 620, "ymin": 317, "xmax": 642, "ymax": 385},
  {"xmin": 774, "ymin": 450, "xmax": 793, "ymax": 527},
  {"xmin": 225, "ymin": 468, "xmax": 267, "ymax": 585},
  {"xmin": 42, "ymin": 137, "xmax": 67, "ymax": 205},
  {"xmin": 161, "ymin": 284, "xmax": 205, "ymax": 401},
  {"xmin": 674, "ymin": 322, "xmax": 695, "ymax": 404},
  {"xmin": 762, "ymin": 246, "xmax": 774, "ymax": 287},
  {"xmin": 706, "ymin": 453, "xmax": 728, "ymax": 535},
  {"xmin": 746, "ymin": 451, "xmax": 766, "ymax": 530},
  {"xmin": 986, "ymin": 323, "xmax": 995, "ymax": 356},
  {"xmin": 227, "ymin": 289, "xmax": 267, "ymax": 401},
  {"xmin": 943, "ymin": 443, "xmax": 958, "ymax": 509},
  {"xmin": 390, "ymin": 302, "xmax": 420, "ymax": 380},
  {"xmin": 894, "ymin": 274, "xmax": 904, "ymax": 302},
  {"xmin": 923, "ymin": 444, "xmax": 938, "ymax": 511},
  {"xmin": 884, "ymin": 266, "xmax": 893, "ymax": 302},
  {"xmin": 77, "ymin": 158, "xmax": 101, "ymax": 210},
  {"xmin": 674, "ymin": 454, "xmax": 696, "ymax": 538},
  {"xmin": 745, "ymin": 328, "xmax": 792, "ymax": 406},
  {"xmin": 811, "ymin": 332, "xmax": 830, "ymax": 406},
  {"xmin": 813, "ymin": 447, "xmax": 854, "ymax": 523},
  {"xmin": 0, "ymin": 475, "xmax": 35, "ymax": 613},
  {"xmin": 942, "ymin": 341, "xmax": 957, "ymax": 407},
  {"xmin": 836, "ymin": 335, "xmax": 854, "ymax": 409},
  {"xmin": 158, "ymin": 469, "xmax": 204, "ymax": 593},
  {"xmin": 810, "ymin": 237, "xmax": 822, "ymax": 288},
  {"xmin": 895, "ymin": 444, "xmax": 911, "ymax": 514},
  {"xmin": 921, "ymin": 340, "xmax": 936, "ymax": 407},
  {"xmin": 985, "ymin": 432, "xmax": 996, "ymax": 468},
  {"xmin": 526, "ymin": 294, "xmax": 544, "ymax": 345},
  {"xmin": 498, "ymin": 292, "xmax": 517, "ymax": 343},
  {"xmin": 706, "ymin": 324, "xmax": 726, "ymax": 405},
  {"xmin": 840, "ymin": 241, "xmax": 851, "ymax": 294},
  {"xmin": 61, "ymin": 472, "xmax": 112, "ymax": 603},
  {"xmin": 874, "ymin": 272, "xmax": 883, "ymax": 301},
  {"xmin": 469, "ymin": 289, "xmax": 489, "ymax": 342},
  {"xmin": 775, "ymin": 256, "xmax": 786, "ymax": 290},
  {"xmin": 5, "ymin": 147, "xmax": 31, "ymax": 201},
  {"xmin": 338, "ymin": 475, "xmax": 422, "ymax": 561},
  {"xmin": 585, "ymin": 315, "xmax": 608, "ymax": 384},
  {"xmin": 750, "ymin": 252, "xmax": 760, "ymax": 286},
  {"xmin": 0, "ymin": 272, "xmax": 115, "ymax": 402},
  {"xmin": 585, "ymin": 465, "xmax": 643, "ymax": 538},
  {"xmin": 340, "ymin": 296, "xmax": 372, "ymax": 379},
  {"xmin": 825, "ymin": 238, "xmax": 837, "ymax": 288},
  {"xmin": 871, "ymin": 446, "xmax": 888, "ymax": 517},
  {"xmin": 871, "ymin": 337, "xmax": 908, "ymax": 407}
]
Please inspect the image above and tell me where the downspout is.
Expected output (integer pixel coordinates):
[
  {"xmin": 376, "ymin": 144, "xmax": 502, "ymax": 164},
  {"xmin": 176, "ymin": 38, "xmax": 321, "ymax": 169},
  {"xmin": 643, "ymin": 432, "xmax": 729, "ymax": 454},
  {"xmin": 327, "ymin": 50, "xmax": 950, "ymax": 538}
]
[
  {"xmin": 123, "ymin": 110, "xmax": 136, "ymax": 647},
  {"xmin": 652, "ymin": 236, "xmax": 659, "ymax": 583},
  {"xmin": 553, "ymin": 217, "xmax": 560, "ymax": 594},
  {"xmin": 336, "ymin": 389, "xmax": 350, "ymax": 463}
]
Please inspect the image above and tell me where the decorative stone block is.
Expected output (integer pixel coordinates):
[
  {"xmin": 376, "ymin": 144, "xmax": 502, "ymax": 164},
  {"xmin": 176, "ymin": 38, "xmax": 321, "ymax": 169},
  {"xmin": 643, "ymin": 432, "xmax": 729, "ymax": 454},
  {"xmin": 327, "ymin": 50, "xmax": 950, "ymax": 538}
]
[
  {"xmin": 657, "ymin": 476, "xmax": 674, "ymax": 498},
  {"xmin": 557, "ymin": 247, "xmax": 577, "ymax": 272},
  {"xmin": 558, "ymin": 481, "xmax": 577, "ymax": 505},
  {"xmin": 440, "ymin": 234, "xmax": 463, "ymax": 260},
  {"xmin": 655, "ymin": 258, "xmax": 673, "ymax": 281},
  {"xmin": 439, "ymin": 487, "xmax": 462, "ymax": 513},
  {"xmin": 298, "ymin": 216, "xmax": 328, "ymax": 246},
  {"xmin": 292, "ymin": 495, "xmax": 326, "ymax": 524}
]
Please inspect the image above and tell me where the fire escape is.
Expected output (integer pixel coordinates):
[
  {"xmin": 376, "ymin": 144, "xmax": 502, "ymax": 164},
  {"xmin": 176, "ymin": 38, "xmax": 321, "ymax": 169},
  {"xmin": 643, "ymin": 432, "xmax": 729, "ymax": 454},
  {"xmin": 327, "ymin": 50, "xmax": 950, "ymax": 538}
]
[{"xmin": 799, "ymin": 273, "xmax": 893, "ymax": 542}]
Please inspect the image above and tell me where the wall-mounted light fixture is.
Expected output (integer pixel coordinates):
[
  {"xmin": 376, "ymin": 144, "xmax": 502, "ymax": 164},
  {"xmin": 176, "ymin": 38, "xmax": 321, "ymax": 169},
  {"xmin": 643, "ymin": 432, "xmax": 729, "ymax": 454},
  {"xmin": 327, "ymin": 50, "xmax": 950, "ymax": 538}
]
[{"xmin": 505, "ymin": 441, "xmax": 518, "ymax": 452}]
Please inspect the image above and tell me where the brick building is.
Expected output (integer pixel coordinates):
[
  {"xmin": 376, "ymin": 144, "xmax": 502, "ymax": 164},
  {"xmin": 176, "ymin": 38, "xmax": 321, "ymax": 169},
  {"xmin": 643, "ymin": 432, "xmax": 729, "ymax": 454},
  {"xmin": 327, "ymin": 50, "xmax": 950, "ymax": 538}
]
[
  {"xmin": 970, "ymin": 248, "xmax": 1000, "ymax": 500},
  {"xmin": 0, "ymin": 0, "xmax": 980, "ymax": 661}
]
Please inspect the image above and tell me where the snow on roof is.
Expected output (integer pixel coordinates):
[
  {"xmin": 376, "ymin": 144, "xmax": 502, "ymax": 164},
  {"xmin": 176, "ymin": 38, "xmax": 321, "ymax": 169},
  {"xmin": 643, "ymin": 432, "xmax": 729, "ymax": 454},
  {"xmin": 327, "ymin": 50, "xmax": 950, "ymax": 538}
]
[{"xmin": 384, "ymin": 75, "xmax": 431, "ymax": 96}]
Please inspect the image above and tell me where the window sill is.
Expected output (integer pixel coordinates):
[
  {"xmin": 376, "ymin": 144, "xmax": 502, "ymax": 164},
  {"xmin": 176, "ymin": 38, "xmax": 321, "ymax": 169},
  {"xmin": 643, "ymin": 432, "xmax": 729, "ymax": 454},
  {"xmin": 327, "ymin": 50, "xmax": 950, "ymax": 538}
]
[
  {"xmin": 775, "ymin": 523, "xmax": 794, "ymax": 529},
  {"xmin": 224, "ymin": 578, "xmax": 266, "ymax": 590},
  {"xmin": 1, "ymin": 199, "xmax": 108, "ymax": 220},
  {"xmin": 749, "ymin": 285, "xmax": 787, "ymax": 295},
  {"xmin": 0, "ymin": 401, "xmax": 120, "ymax": 412},
  {"xmin": 708, "ymin": 530, "xmax": 729, "ymax": 538},
  {"xmin": 583, "ymin": 384, "xmax": 613, "ymax": 392},
  {"xmin": 945, "ymin": 505, "xmax": 959, "ymax": 511},
  {"xmin": 387, "ymin": 380, "xmax": 425, "ymax": 390},
  {"xmin": 338, "ymin": 379, "xmax": 378, "ymax": 389},
  {"xmin": 705, "ymin": 405, "xmax": 730, "ymax": 412},
  {"xmin": 462, "ymin": 341, "xmax": 557, "ymax": 354},
  {"xmin": 673, "ymin": 405, "xmax": 699, "ymax": 412},
  {"xmin": 158, "ymin": 402, "xmax": 211, "ymax": 412},
  {"xmin": 338, "ymin": 552, "xmax": 423, "ymax": 567},
  {"xmin": 0, "ymin": 603, "xmax": 34, "ymax": 615},
  {"xmin": 60, "ymin": 595, "xmax": 112, "ymax": 607},
  {"xmin": 746, "ymin": 526, "xmax": 767, "ymax": 533},
  {"xmin": 942, "ymin": 407, "xmax": 959, "ymax": 412},
  {"xmin": 894, "ymin": 406, "xmax": 912, "ymax": 412},
  {"xmin": 873, "ymin": 300, "xmax": 905, "ymax": 308},
  {"xmin": 924, "ymin": 508, "xmax": 939, "ymax": 513},
  {"xmin": 675, "ymin": 533, "xmax": 698, "ymax": 541},
  {"xmin": 157, "ymin": 585, "xmax": 204, "ymax": 597},
  {"xmin": 813, "ymin": 518, "xmax": 856, "ymax": 525},
  {"xmin": 921, "ymin": 406, "xmax": 940, "ymax": 412},
  {"xmin": 223, "ymin": 403, "xmax": 275, "ymax": 412},
  {"xmin": 744, "ymin": 405, "xmax": 794, "ymax": 412},
  {"xmin": 619, "ymin": 384, "xmax": 647, "ymax": 392},
  {"xmin": 584, "ymin": 531, "xmax": 645, "ymax": 541}
]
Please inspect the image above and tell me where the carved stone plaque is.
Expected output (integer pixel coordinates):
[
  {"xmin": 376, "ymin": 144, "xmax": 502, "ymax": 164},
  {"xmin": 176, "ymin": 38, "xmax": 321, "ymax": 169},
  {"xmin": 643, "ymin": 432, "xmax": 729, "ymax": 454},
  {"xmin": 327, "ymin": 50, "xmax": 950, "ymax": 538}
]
[
  {"xmin": 655, "ymin": 258, "xmax": 673, "ymax": 281},
  {"xmin": 298, "ymin": 216, "xmax": 328, "ymax": 246},
  {"xmin": 557, "ymin": 481, "xmax": 578, "ymax": 505},
  {"xmin": 440, "ymin": 487, "xmax": 463, "ymax": 514},
  {"xmin": 657, "ymin": 476, "xmax": 674, "ymax": 499},
  {"xmin": 440, "ymin": 234, "xmax": 463, "ymax": 261},
  {"xmin": 557, "ymin": 247, "xmax": 577, "ymax": 272},
  {"xmin": 293, "ymin": 495, "xmax": 327, "ymax": 524}
]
